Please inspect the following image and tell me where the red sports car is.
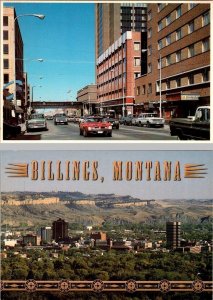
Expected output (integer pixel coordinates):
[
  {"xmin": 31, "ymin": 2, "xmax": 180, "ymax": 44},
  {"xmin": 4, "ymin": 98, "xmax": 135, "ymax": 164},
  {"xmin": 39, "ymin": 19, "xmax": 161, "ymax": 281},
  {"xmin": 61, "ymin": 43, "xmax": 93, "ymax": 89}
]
[{"xmin": 79, "ymin": 117, "xmax": 112, "ymax": 137}]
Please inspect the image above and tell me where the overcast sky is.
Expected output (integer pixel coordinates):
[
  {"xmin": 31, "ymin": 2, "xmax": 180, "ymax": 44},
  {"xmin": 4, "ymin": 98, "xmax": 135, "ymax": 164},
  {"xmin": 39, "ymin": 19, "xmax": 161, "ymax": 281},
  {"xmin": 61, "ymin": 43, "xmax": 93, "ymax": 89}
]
[{"xmin": 1, "ymin": 150, "xmax": 212, "ymax": 200}]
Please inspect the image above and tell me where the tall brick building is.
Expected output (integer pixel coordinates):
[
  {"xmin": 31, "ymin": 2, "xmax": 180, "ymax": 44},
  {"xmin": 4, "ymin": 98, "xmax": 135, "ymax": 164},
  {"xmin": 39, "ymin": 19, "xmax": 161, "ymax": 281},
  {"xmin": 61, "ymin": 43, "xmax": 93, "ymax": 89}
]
[
  {"xmin": 135, "ymin": 3, "xmax": 210, "ymax": 119},
  {"xmin": 3, "ymin": 7, "xmax": 24, "ymax": 122},
  {"xmin": 97, "ymin": 31, "xmax": 146, "ymax": 116}
]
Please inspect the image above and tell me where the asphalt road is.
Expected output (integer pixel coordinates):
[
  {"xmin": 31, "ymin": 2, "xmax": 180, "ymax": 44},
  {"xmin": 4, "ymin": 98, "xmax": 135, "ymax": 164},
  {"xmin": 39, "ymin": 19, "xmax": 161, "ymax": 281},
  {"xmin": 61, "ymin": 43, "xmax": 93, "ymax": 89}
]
[{"xmin": 23, "ymin": 120, "xmax": 177, "ymax": 140}]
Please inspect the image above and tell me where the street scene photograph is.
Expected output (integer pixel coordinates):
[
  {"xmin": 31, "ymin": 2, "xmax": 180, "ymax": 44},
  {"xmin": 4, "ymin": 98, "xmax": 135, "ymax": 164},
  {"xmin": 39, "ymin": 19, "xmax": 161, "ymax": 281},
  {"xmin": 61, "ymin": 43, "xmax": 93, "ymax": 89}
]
[
  {"xmin": 0, "ymin": 149, "xmax": 212, "ymax": 299},
  {"xmin": 2, "ymin": 2, "xmax": 210, "ymax": 141}
]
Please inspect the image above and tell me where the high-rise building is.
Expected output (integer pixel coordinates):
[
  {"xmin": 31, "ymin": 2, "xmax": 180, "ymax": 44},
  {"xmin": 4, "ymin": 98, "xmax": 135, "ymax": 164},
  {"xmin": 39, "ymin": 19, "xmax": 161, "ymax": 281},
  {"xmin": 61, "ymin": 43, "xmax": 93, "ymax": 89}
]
[
  {"xmin": 3, "ymin": 7, "xmax": 24, "ymax": 120},
  {"xmin": 95, "ymin": 3, "xmax": 148, "ymax": 116},
  {"xmin": 166, "ymin": 221, "xmax": 181, "ymax": 249},
  {"xmin": 40, "ymin": 226, "xmax": 52, "ymax": 244},
  {"xmin": 52, "ymin": 218, "xmax": 68, "ymax": 242},
  {"xmin": 135, "ymin": 3, "xmax": 210, "ymax": 120},
  {"xmin": 95, "ymin": 3, "xmax": 147, "ymax": 58}
]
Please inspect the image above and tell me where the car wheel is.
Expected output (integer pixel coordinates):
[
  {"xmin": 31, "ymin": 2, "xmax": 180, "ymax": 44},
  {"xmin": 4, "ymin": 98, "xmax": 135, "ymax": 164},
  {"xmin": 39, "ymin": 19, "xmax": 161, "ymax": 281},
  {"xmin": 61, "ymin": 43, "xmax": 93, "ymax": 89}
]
[
  {"xmin": 80, "ymin": 129, "xmax": 83, "ymax": 135},
  {"xmin": 116, "ymin": 125, "xmax": 119, "ymax": 129},
  {"xmin": 139, "ymin": 122, "xmax": 142, "ymax": 127},
  {"xmin": 108, "ymin": 132, "xmax": 112, "ymax": 137},
  {"xmin": 83, "ymin": 129, "xmax": 88, "ymax": 137},
  {"xmin": 147, "ymin": 122, "xmax": 150, "ymax": 128}
]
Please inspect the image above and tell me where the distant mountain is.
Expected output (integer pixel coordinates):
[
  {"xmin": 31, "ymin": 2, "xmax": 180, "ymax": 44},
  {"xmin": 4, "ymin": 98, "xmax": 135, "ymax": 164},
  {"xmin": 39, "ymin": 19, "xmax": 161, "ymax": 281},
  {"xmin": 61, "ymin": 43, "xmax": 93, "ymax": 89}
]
[{"xmin": 1, "ymin": 192, "xmax": 212, "ymax": 227}]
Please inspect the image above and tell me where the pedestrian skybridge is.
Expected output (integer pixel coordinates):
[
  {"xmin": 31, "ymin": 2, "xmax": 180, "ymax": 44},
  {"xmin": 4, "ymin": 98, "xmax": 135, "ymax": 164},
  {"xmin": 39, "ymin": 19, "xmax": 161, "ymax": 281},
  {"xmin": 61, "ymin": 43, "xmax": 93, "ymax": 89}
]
[{"xmin": 31, "ymin": 101, "xmax": 82, "ymax": 109}]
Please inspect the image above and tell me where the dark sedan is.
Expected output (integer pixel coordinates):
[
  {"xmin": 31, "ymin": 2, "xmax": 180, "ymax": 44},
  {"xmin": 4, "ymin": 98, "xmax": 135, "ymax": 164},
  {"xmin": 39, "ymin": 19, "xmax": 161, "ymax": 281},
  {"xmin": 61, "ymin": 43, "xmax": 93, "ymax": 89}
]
[{"xmin": 103, "ymin": 117, "xmax": 119, "ymax": 129}]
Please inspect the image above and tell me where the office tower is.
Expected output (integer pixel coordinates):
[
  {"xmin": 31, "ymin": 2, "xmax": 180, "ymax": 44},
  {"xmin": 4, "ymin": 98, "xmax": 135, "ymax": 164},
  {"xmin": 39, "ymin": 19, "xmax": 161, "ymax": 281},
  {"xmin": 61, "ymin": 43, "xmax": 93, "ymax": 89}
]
[
  {"xmin": 40, "ymin": 226, "xmax": 52, "ymax": 244},
  {"xmin": 95, "ymin": 3, "xmax": 147, "ymax": 58},
  {"xmin": 135, "ymin": 3, "xmax": 210, "ymax": 119},
  {"xmin": 52, "ymin": 218, "xmax": 68, "ymax": 242},
  {"xmin": 166, "ymin": 221, "xmax": 181, "ymax": 249}
]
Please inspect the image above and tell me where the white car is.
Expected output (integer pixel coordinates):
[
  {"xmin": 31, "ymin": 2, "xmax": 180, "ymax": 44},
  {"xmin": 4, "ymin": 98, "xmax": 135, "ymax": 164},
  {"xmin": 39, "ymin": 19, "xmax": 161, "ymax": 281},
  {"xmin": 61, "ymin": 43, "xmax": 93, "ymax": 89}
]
[{"xmin": 135, "ymin": 113, "xmax": 165, "ymax": 128}]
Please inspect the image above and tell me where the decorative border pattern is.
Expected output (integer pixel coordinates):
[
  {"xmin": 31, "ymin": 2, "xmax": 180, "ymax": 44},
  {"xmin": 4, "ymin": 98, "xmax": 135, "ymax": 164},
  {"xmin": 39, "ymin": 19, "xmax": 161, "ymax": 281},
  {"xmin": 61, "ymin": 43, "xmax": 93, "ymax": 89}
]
[{"xmin": 1, "ymin": 280, "xmax": 212, "ymax": 293}]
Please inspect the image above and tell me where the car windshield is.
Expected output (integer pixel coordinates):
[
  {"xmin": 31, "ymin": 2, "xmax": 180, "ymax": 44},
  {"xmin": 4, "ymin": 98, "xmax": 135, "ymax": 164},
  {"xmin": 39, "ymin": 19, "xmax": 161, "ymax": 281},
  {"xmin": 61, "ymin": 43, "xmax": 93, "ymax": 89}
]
[
  {"xmin": 85, "ymin": 118, "xmax": 103, "ymax": 123},
  {"xmin": 30, "ymin": 114, "xmax": 44, "ymax": 119},
  {"xmin": 55, "ymin": 114, "xmax": 66, "ymax": 117}
]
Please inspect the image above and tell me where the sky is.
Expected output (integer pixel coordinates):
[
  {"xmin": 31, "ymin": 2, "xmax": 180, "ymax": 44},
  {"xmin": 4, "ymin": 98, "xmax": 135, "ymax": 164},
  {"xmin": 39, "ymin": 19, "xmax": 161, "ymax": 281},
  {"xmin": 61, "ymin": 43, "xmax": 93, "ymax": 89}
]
[
  {"xmin": 4, "ymin": 2, "xmax": 95, "ymax": 102},
  {"xmin": 1, "ymin": 150, "xmax": 212, "ymax": 200}
]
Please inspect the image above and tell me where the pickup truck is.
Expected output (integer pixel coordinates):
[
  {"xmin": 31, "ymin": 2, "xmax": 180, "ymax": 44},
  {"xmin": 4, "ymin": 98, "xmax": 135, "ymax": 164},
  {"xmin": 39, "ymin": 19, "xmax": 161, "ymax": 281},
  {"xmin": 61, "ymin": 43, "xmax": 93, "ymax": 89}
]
[{"xmin": 169, "ymin": 106, "xmax": 210, "ymax": 140}]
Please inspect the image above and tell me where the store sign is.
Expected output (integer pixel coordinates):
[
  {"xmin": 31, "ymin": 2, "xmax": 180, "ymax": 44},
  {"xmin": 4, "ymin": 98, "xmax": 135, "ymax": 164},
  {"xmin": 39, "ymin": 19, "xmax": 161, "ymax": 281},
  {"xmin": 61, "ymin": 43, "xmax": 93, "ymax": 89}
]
[{"xmin": 181, "ymin": 94, "xmax": 200, "ymax": 101}]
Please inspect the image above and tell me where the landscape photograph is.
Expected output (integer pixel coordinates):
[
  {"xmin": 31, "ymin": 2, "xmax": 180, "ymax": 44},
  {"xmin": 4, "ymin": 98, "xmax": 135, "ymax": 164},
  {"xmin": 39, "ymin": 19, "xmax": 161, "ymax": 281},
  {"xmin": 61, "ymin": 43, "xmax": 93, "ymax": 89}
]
[{"xmin": 0, "ymin": 149, "xmax": 212, "ymax": 299}]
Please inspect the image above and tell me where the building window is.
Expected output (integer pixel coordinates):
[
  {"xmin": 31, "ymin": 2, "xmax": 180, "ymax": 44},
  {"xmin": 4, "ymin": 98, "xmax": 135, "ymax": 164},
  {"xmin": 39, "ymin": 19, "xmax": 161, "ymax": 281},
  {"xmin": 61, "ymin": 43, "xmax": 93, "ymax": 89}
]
[
  {"xmin": 158, "ymin": 3, "xmax": 167, "ymax": 12},
  {"xmin": 188, "ymin": 21, "xmax": 195, "ymax": 33},
  {"xmin": 158, "ymin": 40, "xmax": 163, "ymax": 50},
  {"xmin": 4, "ymin": 59, "xmax": 9, "ymax": 69},
  {"xmin": 188, "ymin": 45, "xmax": 195, "ymax": 57},
  {"xmin": 157, "ymin": 58, "xmax": 161, "ymax": 69},
  {"xmin": 142, "ymin": 85, "xmax": 146, "ymax": 94},
  {"xmin": 3, "ymin": 44, "xmax": 9, "ymax": 54},
  {"xmin": 4, "ymin": 74, "xmax": 9, "ymax": 84},
  {"xmin": 166, "ymin": 80, "xmax": 170, "ymax": 89},
  {"xmin": 166, "ymin": 14, "xmax": 172, "ymax": 26},
  {"xmin": 203, "ymin": 11, "xmax": 210, "ymax": 26},
  {"xmin": 176, "ymin": 50, "xmax": 181, "ymax": 62},
  {"xmin": 158, "ymin": 21, "xmax": 163, "ymax": 31},
  {"xmin": 136, "ymin": 86, "xmax": 140, "ymax": 96},
  {"xmin": 202, "ymin": 69, "xmax": 209, "ymax": 82},
  {"xmin": 3, "ymin": 30, "xmax": 8, "ymax": 40},
  {"xmin": 176, "ymin": 6, "xmax": 182, "ymax": 19},
  {"xmin": 148, "ymin": 63, "xmax": 152, "ymax": 73},
  {"xmin": 134, "ymin": 42, "xmax": 140, "ymax": 51},
  {"xmin": 148, "ymin": 28, "xmax": 152, "ymax": 38},
  {"xmin": 202, "ymin": 38, "xmax": 210, "ymax": 52},
  {"xmin": 188, "ymin": 3, "xmax": 197, "ymax": 10},
  {"xmin": 166, "ymin": 55, "xmax": 171, "ymax": 66},
  {"xmin": 148, "ymin": 83, "xmax": 152, "ymax": 94},
  {"xmin": 176, "ymin": 28, "xmax": 182, "ymax": 40},
  {"xmin": 134, "ymin": 72, "xmax": 140, "ymax": 79},
  {"xmin": 148, "ymin": 11, "xmax": 152, "ymax": 21},
  {"xmin": 3, "ymin": 16, "xmax": 8, "ymax": 26},
  {"xmin": 176, "ymin": 78, "xmax": 181, "ymax": 87},
  {"xmin": 166, "ymin": 35, "xmax": 171, "ymax": 46},
  {"xmin": 188, "ymin": 74, "xmax": 194, "ymax": 85},
  {"xmin": 134, "ymin": 57, "xmax": 141, "ymax": 66}
]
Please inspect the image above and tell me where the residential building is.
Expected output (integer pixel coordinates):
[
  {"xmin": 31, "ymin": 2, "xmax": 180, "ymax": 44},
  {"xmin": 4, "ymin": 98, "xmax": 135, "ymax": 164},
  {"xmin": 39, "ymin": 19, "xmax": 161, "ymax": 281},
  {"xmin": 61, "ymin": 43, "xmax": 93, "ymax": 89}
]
[
  {"xmin": 3, "ymin": 7, "xmax": 24, "ymax": 121},
  {"xmin": 76, "ymin": 84, "xmax": 97, "ymax": 115},
  {"xmin": 135, "ymin": 3, "xmax": 210, "ymax": 120},
  {"xmin": 90, "ymin": 231, "xmax": 107, "ymax": 241},
  {"xmin": 95, "ymin": 3, "xmax": 147, "ymax": 58},
  {"xmin": 23, "ymin": 234, "xmax": 41, "ymax": 246},
  {"xmin": 52, "ymin": 218, "xmax": 68, "ymax": 242},
  {"xmin": 166, "ymin": 221, "xmax": 181, "ymax": 249},
  {"xmin": 97, "ymin": 31, "xmax": 146, "ymax": 116}
]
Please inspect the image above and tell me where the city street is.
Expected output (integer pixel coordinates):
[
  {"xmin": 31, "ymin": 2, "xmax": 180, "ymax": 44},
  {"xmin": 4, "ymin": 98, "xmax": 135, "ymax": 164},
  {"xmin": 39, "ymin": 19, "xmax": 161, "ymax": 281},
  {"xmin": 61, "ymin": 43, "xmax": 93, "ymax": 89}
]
[{"xmin": 22, "ymin": 120, "xmax": 177, "ymax": 140}]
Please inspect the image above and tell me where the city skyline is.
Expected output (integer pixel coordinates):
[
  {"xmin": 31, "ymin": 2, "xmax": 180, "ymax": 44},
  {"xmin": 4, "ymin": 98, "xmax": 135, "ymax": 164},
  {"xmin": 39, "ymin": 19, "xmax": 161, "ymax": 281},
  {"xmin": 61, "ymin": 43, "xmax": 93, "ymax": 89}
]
[{"xmin": 1, "ymin": 150, "xmax": 212, "ymax": 199}]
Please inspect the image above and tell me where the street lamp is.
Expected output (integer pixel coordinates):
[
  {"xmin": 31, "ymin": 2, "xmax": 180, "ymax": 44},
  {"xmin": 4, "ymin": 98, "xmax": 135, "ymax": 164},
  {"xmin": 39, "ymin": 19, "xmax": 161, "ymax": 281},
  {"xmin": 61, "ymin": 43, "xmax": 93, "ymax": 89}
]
[
  {"xmin": 142, "ymin": 49, "xmax": 162, "ymax": 118},
  {"xmin": 13, "ymin": 13, "xmax": 45, "ymax": 109}
]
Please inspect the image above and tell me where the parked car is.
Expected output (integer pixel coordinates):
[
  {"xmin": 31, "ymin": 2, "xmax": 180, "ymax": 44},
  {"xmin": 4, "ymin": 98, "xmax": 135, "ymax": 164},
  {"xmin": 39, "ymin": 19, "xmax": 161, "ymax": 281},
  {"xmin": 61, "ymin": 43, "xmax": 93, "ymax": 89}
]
[
  {"xmin": 79, "ymin": 116, "xmax": 112, "ymax": 137},
  {"xmin": 102, "ymin": 117, "xmax": 119, "ymax": 129},
  {"xmin": 119, "ymin": 115, "xmax": 135, "ymax": 125},
  {"xmin": 169, "ymin": 106, "xmax": 210, "ymax": 140},
  {"xmin": 135, "ymin": 113, "xmax": 165, "ymax": 127},
  {"xmin": 26, "ymin": 113, "xmax": 47, "ymax": 132},
  {"xmin": 54, "ymin": 113, "xmax": 68, "ymax": 125}
]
